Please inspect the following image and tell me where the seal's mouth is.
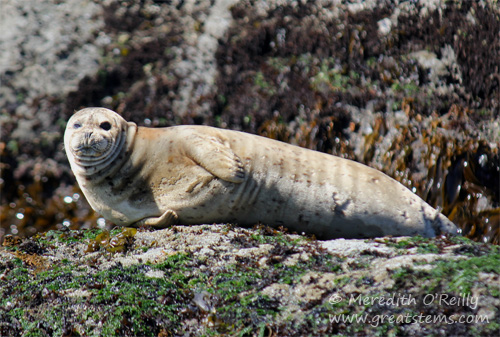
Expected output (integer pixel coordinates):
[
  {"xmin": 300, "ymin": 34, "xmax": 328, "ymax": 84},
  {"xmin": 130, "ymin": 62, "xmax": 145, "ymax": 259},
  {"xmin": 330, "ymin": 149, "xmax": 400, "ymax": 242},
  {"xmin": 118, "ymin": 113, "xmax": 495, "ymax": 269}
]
[
  {"xmin": 71, "ymin": 136, "xmax": 111, "ymax": 160},
  {"xmin": 71, "ymin": 140, "xmax": 115, "ymax": 172},
  {"xmin": 73, "ymin": 143, "xmax": 107, "ymax": 158}
]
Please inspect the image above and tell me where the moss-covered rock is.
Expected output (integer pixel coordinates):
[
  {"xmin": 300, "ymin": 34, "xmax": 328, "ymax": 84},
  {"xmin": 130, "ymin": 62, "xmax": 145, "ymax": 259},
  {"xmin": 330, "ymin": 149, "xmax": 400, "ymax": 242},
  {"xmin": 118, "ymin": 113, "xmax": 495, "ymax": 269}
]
[{"xmin": 1, "ymin": 225, "xmax": 498, "ymax": 336}]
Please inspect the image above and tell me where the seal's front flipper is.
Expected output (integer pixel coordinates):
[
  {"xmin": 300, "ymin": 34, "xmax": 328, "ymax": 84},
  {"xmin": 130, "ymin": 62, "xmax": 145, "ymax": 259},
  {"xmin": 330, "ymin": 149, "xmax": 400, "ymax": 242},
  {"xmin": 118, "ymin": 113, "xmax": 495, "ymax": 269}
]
[
  {"xmin": 186, "ymin": 135, "xmax": 245, "ymax": 183},
  {"xmin": 134, "ymin": 210, "xmax": 178, "ymax": 228}
]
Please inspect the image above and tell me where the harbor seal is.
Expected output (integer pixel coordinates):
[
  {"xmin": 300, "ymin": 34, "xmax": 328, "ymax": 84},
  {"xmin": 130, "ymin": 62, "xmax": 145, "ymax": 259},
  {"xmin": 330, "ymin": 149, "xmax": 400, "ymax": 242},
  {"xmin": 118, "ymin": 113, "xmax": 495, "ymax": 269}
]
[{"xmin": 64, "ymin": 107, "xmax": 458, "ymax": 239}]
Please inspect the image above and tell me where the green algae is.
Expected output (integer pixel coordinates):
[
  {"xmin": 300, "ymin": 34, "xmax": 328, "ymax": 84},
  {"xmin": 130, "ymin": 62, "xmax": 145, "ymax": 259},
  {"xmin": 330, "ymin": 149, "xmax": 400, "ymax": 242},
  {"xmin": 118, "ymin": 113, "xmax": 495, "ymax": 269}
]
[
  {"xmin": 383, "ymin": 236, "xmax": 440, "ymax": 254},
  {"xmin": 1, "ymin": 251, "xmax": 192, "ymax": 336},
  {"xmin": 1, "ymin": 227, "xmax": 498, "ymax": 336},
  {"xmin": 198, "ymin": 252, "xmax": 344, "ymax": 334},
  {"xmin": 310, "ymin": 59, "xmax": 354, "ymax": 93},
  {"xmin": 253, "ymin": 71, "xmax": 277, "ymax": 96},
  {"xmin": 389, "ymin": 244, "xmax": 500, "ymax": 295},
  {"xmin": 429, "ymin": 250, "xmax": 500, "ymax": 295}
]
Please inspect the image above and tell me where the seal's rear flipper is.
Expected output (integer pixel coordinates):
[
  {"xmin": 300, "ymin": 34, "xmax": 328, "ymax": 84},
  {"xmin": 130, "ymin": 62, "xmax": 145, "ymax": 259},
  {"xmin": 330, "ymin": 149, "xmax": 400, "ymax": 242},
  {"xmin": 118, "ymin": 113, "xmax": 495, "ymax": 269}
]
[{"xmin": 432, "ymin": 212, "xmax": 460, "ymax": 236}]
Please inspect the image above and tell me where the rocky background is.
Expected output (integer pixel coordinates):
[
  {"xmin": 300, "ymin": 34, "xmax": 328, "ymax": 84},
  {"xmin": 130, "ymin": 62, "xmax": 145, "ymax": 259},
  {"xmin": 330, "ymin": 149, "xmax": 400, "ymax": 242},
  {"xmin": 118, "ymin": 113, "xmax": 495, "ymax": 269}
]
[{"xmin": 0, "ymin": 0, "xmax": 499, "ymax": 243}]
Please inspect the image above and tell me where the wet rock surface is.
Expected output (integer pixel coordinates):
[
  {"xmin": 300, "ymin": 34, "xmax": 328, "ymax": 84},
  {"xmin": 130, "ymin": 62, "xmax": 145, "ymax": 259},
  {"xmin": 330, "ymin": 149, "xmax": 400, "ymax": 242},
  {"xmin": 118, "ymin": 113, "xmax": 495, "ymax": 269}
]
[
  {"xmin": 0, "ymin": 1, "xmax": 499, "ymax": 242},
  {"xmin": 0, "ymin": 225, "xmax": 498, "ymax": 336}
]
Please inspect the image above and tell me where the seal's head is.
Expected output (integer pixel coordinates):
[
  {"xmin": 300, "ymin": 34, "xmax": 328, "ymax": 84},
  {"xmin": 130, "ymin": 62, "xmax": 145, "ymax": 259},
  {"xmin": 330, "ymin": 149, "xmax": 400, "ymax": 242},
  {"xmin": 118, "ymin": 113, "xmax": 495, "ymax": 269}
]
[{"xmin": 64, "ymin": 107, "xmax": 136, "ymax": 177}]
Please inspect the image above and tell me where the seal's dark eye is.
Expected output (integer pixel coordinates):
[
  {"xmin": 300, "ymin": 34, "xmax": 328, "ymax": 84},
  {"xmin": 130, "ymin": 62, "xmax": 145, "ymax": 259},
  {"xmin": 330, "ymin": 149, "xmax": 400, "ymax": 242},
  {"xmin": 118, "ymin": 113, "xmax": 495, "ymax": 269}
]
[
  {"xmin": 100, "ymin": 122, "xmax": 111, "ymax": 131},
  {"xmin": 73, "ymin": 123, "xmax": 81, "ymax": 129}
]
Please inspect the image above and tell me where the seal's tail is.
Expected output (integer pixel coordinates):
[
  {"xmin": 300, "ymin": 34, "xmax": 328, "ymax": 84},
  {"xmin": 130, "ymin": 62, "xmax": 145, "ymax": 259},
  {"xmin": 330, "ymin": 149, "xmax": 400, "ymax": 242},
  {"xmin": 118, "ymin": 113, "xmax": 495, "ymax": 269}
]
[{"xmin": 432, "ymin": 212, "xmax": 460, "ymax": 236}]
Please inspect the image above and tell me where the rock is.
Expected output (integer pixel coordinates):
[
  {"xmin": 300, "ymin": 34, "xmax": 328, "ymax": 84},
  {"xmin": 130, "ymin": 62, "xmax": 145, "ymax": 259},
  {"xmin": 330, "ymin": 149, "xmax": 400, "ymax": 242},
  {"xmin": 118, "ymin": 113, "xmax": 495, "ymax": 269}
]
[
  {"xmin": 0, "ymin": 0, "xmax": 104, "ymax": 103},
  {"xmin": 0, "ymin": 225, "xmax": 498, "ymax": 336}
]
